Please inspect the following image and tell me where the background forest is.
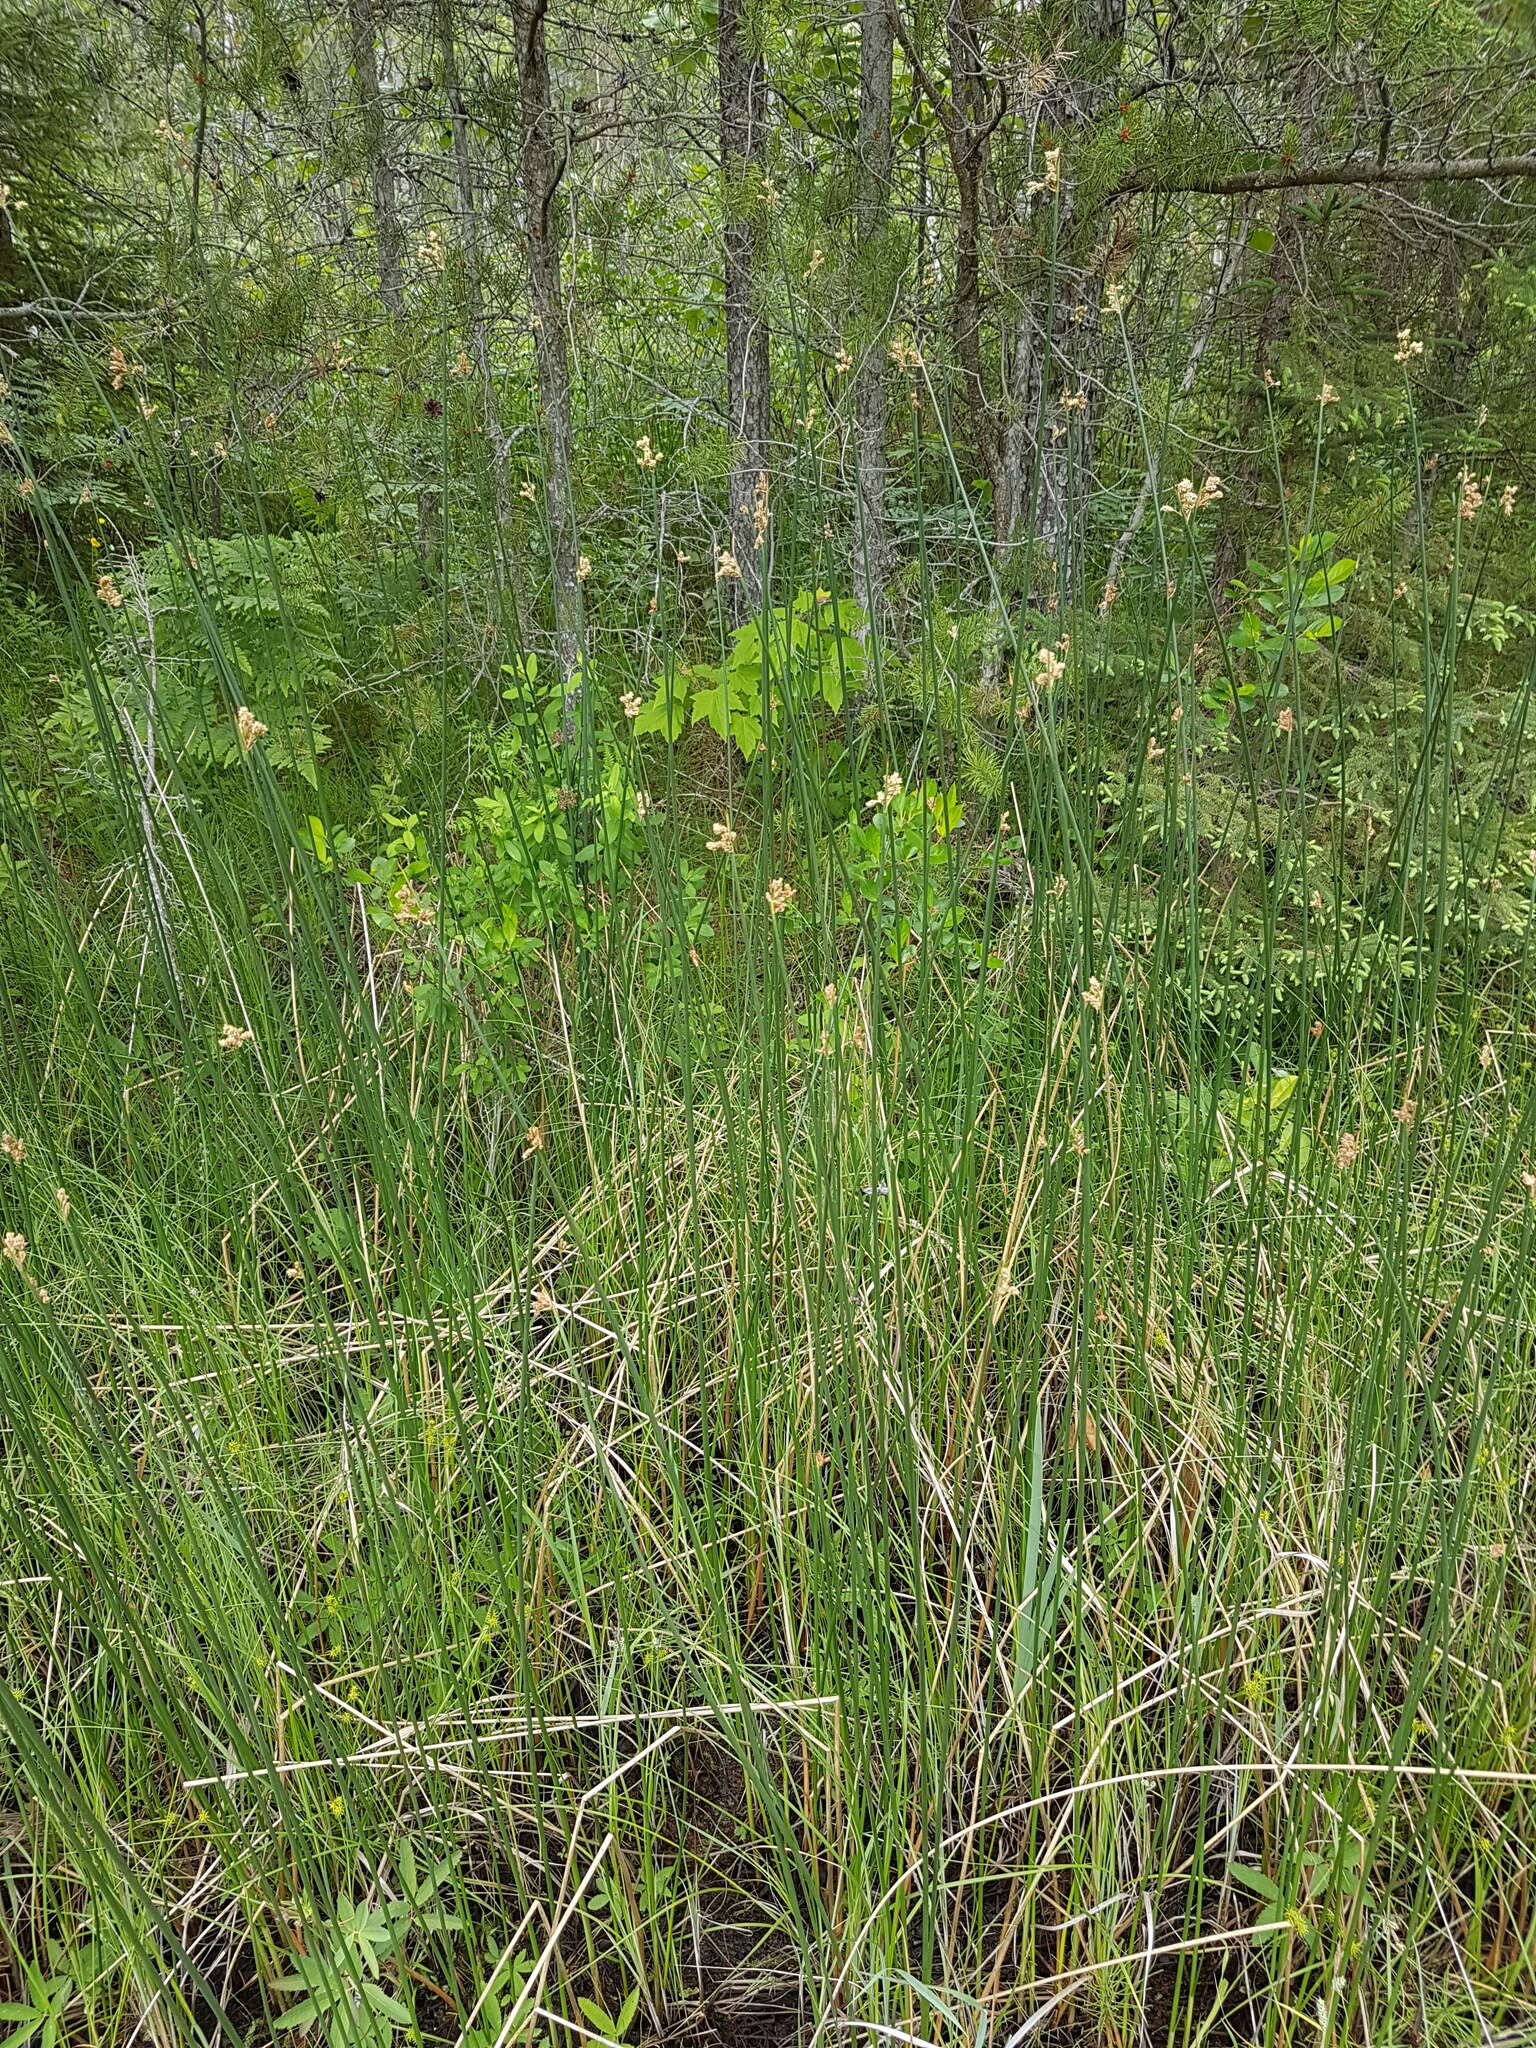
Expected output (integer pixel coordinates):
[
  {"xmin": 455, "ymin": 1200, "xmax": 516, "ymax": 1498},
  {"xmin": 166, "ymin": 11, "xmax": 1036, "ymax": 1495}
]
[{"xmin": 3, "ymin": 0, "xmax": 1536, "ymax": 2043}]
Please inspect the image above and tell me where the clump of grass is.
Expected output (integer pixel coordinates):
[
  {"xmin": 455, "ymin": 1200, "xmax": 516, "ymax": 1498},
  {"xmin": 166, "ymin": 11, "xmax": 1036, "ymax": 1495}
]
[{"xmin": 2, "ymin": 341, "xmax": 1535, "ymax": 2048}]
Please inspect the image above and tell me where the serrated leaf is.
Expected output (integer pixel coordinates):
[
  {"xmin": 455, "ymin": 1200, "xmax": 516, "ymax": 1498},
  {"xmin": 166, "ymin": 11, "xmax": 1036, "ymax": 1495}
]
[{"xmin": 633, "ymin": 685, "xmax": 688, "ymax": 741}]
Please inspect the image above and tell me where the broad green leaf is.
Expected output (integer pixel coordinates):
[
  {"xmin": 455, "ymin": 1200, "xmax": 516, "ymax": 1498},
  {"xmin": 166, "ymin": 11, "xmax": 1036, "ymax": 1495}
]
[
  {"xmin": 360, "ymin": 1983, "xmax": 414, "ymax": 2025},
  {"xmin": 1228, "ymin": 1863, "xmax": 1282, "ymax": 1902},
  {"xmin": 633, "ymin": 685, "xmax": 688, "ymax": 741}
]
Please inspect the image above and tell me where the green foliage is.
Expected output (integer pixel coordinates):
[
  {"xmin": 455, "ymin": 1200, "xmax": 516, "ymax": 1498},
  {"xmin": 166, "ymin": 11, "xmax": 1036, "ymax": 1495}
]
[
  {"xmin": 1214, "ymin": 531, "xmax": 1355, "ymax": 719},
  {"xmin": 4, "ymin": 8, "xmax": 1536, "ymax": 2046},
  {"xmin": 273, "ymin": 1845, "xmax": 460, "ymax": 2046},
  {"xmin": 634, "ymin": 589, "xmax": 865, "ymax": 757}
]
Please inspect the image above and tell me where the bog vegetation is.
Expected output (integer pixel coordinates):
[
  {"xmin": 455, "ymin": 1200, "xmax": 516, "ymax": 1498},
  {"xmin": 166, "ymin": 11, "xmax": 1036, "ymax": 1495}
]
[{"xmin": 2, "ymin": 1, "xmax": 1536, "ymax": 2043}]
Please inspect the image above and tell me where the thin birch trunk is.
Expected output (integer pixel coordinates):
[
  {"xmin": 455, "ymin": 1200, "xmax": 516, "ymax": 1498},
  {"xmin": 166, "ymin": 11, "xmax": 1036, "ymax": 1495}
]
[
  {"xmin": 719, "ymin": 0, "xmax": 771, "ymax": 622},
  {"xmin": 347, "ymin": 0, "xmax": 404, "ymax": 317},
  {"xmin": 853, "ymin": 0, "xmax": 896, "ymax": 634},
  {"xmin": 439, "ymin": 7, "xmax": 522, "ymax": 634},
  {"xmin": 945, "ymin": 0, "xmax": 995, "ymax": 501},
  {"xmin": 513, "ymin": 0, "xmax": 587, "ymax": 738}
]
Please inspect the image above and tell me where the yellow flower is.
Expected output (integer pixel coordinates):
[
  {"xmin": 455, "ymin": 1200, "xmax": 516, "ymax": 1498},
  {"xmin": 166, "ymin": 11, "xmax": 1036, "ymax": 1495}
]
[
  {"xmin": 634, "ymin": 435, "xmax": 659, "ymax": 470},
  {"xmin": 764, "ymin": 877, "xmax": 795, "ymax": 916},
  {"xmin": 834, "ymin": 346, "xmax": 853, "ymax": 374},
  {"xmin": 619, "ymin": 691, "xmax": 642, "ymax": 719},
  {"xmin": 1083, "ymin": 977, "xmax": 1105, "ymax": 1012},
  {"xmin": 522, "ymin": 1123, "xmax": 544, "ymax": 1158},
  {"xmin": 715, "ymin": 549, "xmax": 742, "ymax": 581},
  {"xmin": 1060, "ymin": 388, "xmax": 1088, "ymax": 412},
  {"xmin": 519, "ymin": 479, "xmax": 537, "ymax": 501},
  {"xmin": 96, "ymin": 573, "xmax": 124, "ymax": 608},
  {"xmin": 576, "ymin": 554, "xmax": 592, "ymax": 581},
  {"xmin": 218, "ymin": 1022, "xmax": 254, "ymax": 1051}
]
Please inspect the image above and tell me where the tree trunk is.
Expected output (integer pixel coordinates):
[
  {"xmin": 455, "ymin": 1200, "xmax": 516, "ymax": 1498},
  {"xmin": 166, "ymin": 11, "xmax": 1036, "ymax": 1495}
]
[
  {"xmin": 946, "ymin": 0, "xmax": 996, "ymax": 501},
  {"xmin": 347, "ymin": 0, "xmax": 404, "ymax": 317},
  {"xmin": 440, "ymin": 6, "xmax": 521, "ymax": 633},
  {"xmin": 853, "ymin": 0, "xmax": 896, "ymax": 635},
  {"xmin": 719, "ymin": 0, "xmax": 772, "ymax": 622},
  {"xmin": 512, "ymin": 0, "xmax": 587, "ymax": 737},
  {"xmin": 996, "ymin": 0, "xmax": 1127, "ymax": 587}
]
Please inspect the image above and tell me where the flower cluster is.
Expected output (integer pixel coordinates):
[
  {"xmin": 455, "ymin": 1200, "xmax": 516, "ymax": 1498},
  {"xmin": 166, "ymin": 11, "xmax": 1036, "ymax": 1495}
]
[
  {"xmin": 1167, "ymin": 474, "xmax": 1224, "ymax": 520},
  {"xmin": 235, "ymin": 705, "xmax": 267, "ymax": 754},
  {"xmin": 1028, "ymin": 145, "xmax": 1062, "ymax": 197},
  {"xmin": 1035, "ymin": 642, "xmax": 1066, "ymax": 688}
]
